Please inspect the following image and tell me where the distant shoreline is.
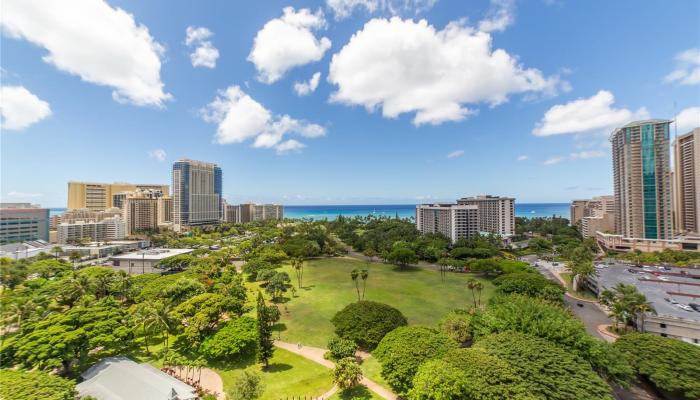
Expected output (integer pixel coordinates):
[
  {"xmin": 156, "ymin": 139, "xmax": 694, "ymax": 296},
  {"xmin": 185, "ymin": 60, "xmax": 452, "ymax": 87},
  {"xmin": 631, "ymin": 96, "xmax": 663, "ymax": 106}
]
[{"xmin": 49, "ymin": 203, "xmax": 570, "ymax": 220}]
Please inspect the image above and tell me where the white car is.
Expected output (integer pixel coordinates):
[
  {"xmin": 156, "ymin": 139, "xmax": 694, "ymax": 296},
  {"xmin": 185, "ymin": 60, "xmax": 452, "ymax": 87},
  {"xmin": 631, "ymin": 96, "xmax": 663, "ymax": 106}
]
[
  {"xmin": 677, "ymin": 304, "xmax": 694, "ymax": 312},
  {"xmin": 658, "ymin": 276, "xmax": 669, "ymax": 281},
  {"xmin": 642, "ymin": 266, "xmax": 654, "ymax": 272}
]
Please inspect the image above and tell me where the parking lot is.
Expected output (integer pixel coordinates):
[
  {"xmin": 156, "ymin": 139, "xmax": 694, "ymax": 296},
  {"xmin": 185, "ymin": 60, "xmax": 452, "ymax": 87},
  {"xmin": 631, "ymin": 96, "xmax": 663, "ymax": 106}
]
[{"xmin": 591, "ymin": 262, "xmax": 700, "ymax": 320}]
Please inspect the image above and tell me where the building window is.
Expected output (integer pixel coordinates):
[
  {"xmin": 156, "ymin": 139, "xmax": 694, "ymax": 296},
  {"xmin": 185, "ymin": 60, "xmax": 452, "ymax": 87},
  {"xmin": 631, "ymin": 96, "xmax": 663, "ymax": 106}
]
[
  {"xmin": 660, "ymin": 333, "xmax": 667, "ymax": 337},
  {"xmin": 660, "ymin": 323, "xmax": 666, "ymax": 328}
]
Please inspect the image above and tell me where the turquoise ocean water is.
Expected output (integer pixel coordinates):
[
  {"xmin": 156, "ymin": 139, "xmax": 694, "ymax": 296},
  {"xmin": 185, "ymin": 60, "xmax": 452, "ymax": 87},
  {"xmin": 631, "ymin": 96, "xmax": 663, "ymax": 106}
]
[{"xmin": 50, "ymin": 203, "xmax": 569, "ymax": 221}]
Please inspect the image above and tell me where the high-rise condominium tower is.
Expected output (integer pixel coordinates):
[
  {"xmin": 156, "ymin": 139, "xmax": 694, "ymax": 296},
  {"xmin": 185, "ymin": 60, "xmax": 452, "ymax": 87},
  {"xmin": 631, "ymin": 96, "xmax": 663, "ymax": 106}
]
[
  {"xmin": 456, "ymin": 195, "xmax": 515, "ymax": 236},
  {"xmin": 610, "ymin": 120, "xmax": 673, "ymax": 239},
  {"xmin": 673, "ymin": 128, "xmax": 700, "ymax": 234},
  {"xmin": 172, "ymin": 159, "xmax": 222, "ymax": 231}
]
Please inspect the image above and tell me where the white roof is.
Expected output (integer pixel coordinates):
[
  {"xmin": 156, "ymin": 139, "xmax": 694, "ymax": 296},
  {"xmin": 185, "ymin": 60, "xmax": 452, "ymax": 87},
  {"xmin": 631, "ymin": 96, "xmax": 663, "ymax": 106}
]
[
  {"xmin": 110, "ymin": 248, "xmax": 193, "ymax": 261},
  {"xmin": 77, "ymin": 357, "xmax": 197, "ymax": 400}
]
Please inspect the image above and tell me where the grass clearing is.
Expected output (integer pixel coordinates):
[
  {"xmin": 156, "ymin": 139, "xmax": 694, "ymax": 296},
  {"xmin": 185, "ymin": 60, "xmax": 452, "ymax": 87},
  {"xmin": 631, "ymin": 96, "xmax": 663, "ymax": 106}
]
[{"xmin": 274, "ymin": 257, "xmax": 494, "ymax": 347}]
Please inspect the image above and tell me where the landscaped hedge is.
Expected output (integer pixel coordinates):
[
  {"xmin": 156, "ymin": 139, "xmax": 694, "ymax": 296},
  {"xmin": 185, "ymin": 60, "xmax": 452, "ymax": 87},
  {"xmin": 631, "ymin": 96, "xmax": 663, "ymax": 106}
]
[
  {"xmin": 0, "ymin": 369, "xmax": 76, "ymax": 400},
  {"xmin": 373, "ymin": 326, "xmax": 458, "ymax": 395},
  {"xmin": 331, "ymin": 301, "xmax": 407, "ymax": 350},
  {"xmin": 614, "ymin": 333, "xmax": 700, "ymax": 400}
]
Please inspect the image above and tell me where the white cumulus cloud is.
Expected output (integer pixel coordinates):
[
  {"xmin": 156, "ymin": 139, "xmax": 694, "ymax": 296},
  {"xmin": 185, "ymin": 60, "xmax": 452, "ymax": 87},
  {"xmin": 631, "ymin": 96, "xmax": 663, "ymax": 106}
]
[
  {"xmin": 0, "ymin": 85, "xmax": 51, "ymax": 130},
  {"xmin": 543, "ymin": 150, "xmax": 606, "ymax": 166},
  {"xmin": 248, "ymin": 7, "xmax": 331, "ymax": 83},
  {"xmin": 328, "ymin": 17, "xmax": 564, "ymax": 126},
  {"xmin": 1, "ymin": 0, "xmax": 171, "ymax": 107},
  {"xmin": 516, "ymin": 155, "xmax": 528, "ymax": 161},
  {"xmin": 294, "ymin": 72, "xmax": 322, "ymax": 96},
  {"xmin": 676, "ymin": 106, "xmax": 700, "ymax": 133},
  {"xmin": 326, "ymin": 0, "xmax": 437, "ymax": 20},
  {"xmin": 185, "ymin": 26, "xmax": 219, "ymax": 69},
  {"xmin": 532, "ymin": 90, "xmax": 649, "ymax": 136},
  {"xmin": 664, "ymin": 48, "xmax": 700, "ymax": 86},
  {"xmin": 542, "ymin": 156, "xmax": 565, "ymax": 165},
  {"xmin": 478, "ymin": 0, "xmax": 515, "ymax": 33},
  {"xmin": 447, "ymin": 150, "xmax": 464, "ymax": 158},
  {"xmin": 148, "ymin": 148, "xmax": 167, "ymax": 162},
  {"xmin": 201, "ymin": 86, "xmax": 326, "ymax": 153}
]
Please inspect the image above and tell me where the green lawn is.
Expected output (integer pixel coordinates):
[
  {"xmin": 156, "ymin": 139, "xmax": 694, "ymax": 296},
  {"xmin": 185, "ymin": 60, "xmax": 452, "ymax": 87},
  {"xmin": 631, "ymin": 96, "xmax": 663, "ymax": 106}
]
[
  {"xmin": 359, "ymin": 355, "xmax": 389, "ymax": 390},
  {"xmin": 215, "ymin": 348, "xmax": 333, "ymax": 400},
  {"xmin": 275, "ymin": 257, "xmax": 494, "ymax": 347}
]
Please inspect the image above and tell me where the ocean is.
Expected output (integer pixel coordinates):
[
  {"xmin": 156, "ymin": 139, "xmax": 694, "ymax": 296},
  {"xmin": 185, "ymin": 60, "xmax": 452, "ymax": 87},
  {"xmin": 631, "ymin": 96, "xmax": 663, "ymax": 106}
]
[{"xmin": 49, "ymin": 203, "xmax": 570, "ymax": 221}]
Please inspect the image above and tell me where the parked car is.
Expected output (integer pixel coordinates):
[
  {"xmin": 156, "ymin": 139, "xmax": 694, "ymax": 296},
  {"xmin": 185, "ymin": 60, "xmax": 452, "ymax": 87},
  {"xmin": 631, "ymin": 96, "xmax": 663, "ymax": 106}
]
[
  {"xmin": 664, "ymin": 297, "xmax": 672, "ymax": 303},
  {"xmin": 689, "ymin": 303, "xmax": 700, "ymax": 312},
  {"xmin": 628, "ymin": 269, "xmax": 638, "ymax": 274},
  {"xmin": 670, "ymin": 298, "xmax": 679, "ymax": 304},
  {"xmin": 677, "ymin": 304, "xmax": 693, "ymax": 312},
  {"xmin": 658, "ymin": 276, "xmax": 670, "ymax": 281}
]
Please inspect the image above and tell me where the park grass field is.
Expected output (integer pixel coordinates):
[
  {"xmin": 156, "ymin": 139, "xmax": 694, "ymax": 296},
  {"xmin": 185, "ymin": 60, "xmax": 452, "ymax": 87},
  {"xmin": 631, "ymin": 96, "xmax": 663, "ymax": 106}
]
[
  {"xmin": 275, "ymin": 257, "xmax": 494, "ymax": 348},
  {"xmin": 329, "ymin": 385, "xmax": 382, "ymax": 399},
  {"xmin": 215, "ymin": 348, "xmax": 332, "ymax": 400}
]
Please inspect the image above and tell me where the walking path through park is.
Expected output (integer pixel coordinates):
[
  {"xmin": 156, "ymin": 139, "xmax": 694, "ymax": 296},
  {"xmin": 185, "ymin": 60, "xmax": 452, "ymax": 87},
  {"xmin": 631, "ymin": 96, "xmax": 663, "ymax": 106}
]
[
  {"xmin": 174, "ymin": 367, "xmax": 224, "ymax": 400},
  {"xmin": 274, "ymin": 340, "xmax": 398, "ymax": 400}
]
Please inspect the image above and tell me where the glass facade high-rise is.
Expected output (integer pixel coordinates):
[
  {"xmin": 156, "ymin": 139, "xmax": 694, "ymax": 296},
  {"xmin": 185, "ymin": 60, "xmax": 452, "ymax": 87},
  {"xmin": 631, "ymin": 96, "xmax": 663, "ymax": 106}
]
[
  {"xmin": 172, "ymin": 159, "xmax": 222, "ymax": 231},
  {"xmin": 611, "ymin": 120, "xmax": 673, "ymax": 240}
]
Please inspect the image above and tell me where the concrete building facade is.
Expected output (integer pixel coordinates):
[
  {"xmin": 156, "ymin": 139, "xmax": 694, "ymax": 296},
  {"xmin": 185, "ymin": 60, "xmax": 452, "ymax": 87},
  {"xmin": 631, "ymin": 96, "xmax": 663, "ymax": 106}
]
[
  {"xmin": 226, "ymin": 203, "xmax": 283, "ymax": 223},
  {"xmin": 0, "ymin": 203, "xmax": 50, "ymax": 244},
  {"xmin": 570, "ymin": 196, "xmax": 615, "ymax": 238},
  {"xmin": 57, "ymin": 216, "xmax": 125, "ymax": 244},
  {"xmin": 172, "ymin": 159, "xmax": 222, "ymax": 231},
  {"xmin": 611, "ymin": 120, "xmax": 673, "ymax": 240},
  {"xmin": 673, "ymin": 128, "xmax": 700, "ymax": 234},
  {"xmin": 457, "ymin": 195, "xmax": 515, "ymax": 236},
  {"xmin": 67, "ymin": 182, "xmax": 169, "ymax": 211},
  {"xmin": 416, "ymin": 203, "xmax": 479, "ymax": 243}
]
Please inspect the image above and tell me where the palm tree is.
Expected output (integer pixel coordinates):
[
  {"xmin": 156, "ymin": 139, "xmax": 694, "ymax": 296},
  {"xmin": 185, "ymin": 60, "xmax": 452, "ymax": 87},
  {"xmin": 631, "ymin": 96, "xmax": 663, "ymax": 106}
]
[
  {"xmin": 69, "ymin": 251, "xmax": 82, "ymax": 268},
  {"xmin": 635, "ymin": 301, "xmax": 656, "ymax": 333},
  {"xmin": 360, "ymin": 269, "xmax": 369, "ymax": 300},
  {"xmin": 467, "ymin": 279, "xmax": 478, "ymax": 308},
  {"xmin": 292, "ymin": 257, "xmax": 304, "ymax": 288},
  {"xmin": 350, "ymin": 269, "xmax": 361, "ymax": 301},
  {"xmin": 474, "ymin": 281, "xmax": 484, "ymax": 307},
  {"xmin": 150, "ymin": 300, "xmax": 174, "ymax": 349},
  {"xmin": 132, "ymin": 303, "xmax": 156, "ymax": 353},
  {"xmin": 51, "ymin": 246, "xmax": 63, "ymax": 259}
]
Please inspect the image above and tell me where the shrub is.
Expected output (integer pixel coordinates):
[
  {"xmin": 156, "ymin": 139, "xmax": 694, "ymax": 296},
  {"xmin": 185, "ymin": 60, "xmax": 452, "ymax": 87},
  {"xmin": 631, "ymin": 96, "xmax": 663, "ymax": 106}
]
[
  {"xmin": 331, "ymin": 301, "xmax": 407, "ymax": 349},
  {"xmin": 333, "ymin": 357, "xmax": 363, "ymax": 390},
  {"xmin": 492, "ymin": 272, "xmax": 565, "ymax": 302},
  {"xmin": 438, "ymin": 309, "xmax": 473, "ymax": 343},
  {"xmin": 327, "ymin": 336, "xmax": 358, "ymax": 360},
  {"xmin": 614, "ymin": 333, "xmax": 700, "ymax": 399},
  {"xmin": 374, "ymin": 326, "xmax": 458, "ymax": 395},
  {"xmin": 409, "ymin": 348, "xmax": 532, "ymax": 400},
  {"xmin": 474, "ymin": 332, "xmax": 613, "ymax": 400},
  {"xmin": 200, "ymin": 316, "xmax": 257, "ymax": 360}
]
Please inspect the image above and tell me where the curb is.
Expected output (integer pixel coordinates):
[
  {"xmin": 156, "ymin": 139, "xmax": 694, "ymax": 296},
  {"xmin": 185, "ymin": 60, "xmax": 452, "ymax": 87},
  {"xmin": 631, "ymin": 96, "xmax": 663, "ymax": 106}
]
[{"xmin": 597, "ymin": 324, "xmax": 620, "ymax": 342}]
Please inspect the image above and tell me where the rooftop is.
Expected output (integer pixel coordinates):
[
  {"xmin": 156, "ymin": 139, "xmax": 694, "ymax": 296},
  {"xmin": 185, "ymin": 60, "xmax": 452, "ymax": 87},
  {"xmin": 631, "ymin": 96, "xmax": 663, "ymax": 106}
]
[
  {"xmin": 110, "ymin": 248, "xmax": 193, "ymax": 261},
  {"xmin": 77, "ymin": 357, "xmax": 197, "ymax": 400}
]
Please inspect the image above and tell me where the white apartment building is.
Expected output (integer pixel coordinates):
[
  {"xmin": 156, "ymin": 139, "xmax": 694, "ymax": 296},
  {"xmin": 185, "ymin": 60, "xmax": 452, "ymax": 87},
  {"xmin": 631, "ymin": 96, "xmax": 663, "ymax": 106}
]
[
  {"xmin": 456, "ymin": 195, "xmax": 515, "ymax": 236},
  {"xmin": 415, "ymin": 203, "xmax": 479, "ymax": 243},
  {"xmin": 237, "ymin": 203, "xmax": 284, "ymax": 223},
  {"xmin": 57, "ymin": 216, "xmax": 126, "ymax": 244}
]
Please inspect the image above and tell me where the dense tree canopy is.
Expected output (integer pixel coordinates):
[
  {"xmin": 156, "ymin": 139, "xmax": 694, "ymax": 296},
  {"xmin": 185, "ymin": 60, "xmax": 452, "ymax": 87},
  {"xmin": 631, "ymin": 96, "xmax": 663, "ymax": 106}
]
[
  {"xmin": 409, "ymin": 348, "xmax": 534, "ymax": 400},
  {"xmin": 492, "ymin": 272, "xmax": 565, "ymax": 302},
  {"xmin": 331, "ymin": 301, "xmax": 407, "ymax": 349},
  {"xmin": 200, "ymin": 316, "xmax": 257, "ymax": 360},
  {"xmin": 373, "ymin": 326, "xmax": 458, "ymax": 395},
  {"xmin": 614, "ymin": 333, "xmax": 700, "ymax": 399},
  {"xmin": 437, "ymin": 309, "xmax": 473, "ymax": 344},
  {"xmin": 474, "ymin": 332, "xmax": 614, "ymax": 400},
  {"xmin": 0, "ymin": 369, "xmax": 76, "ymax": 400}
]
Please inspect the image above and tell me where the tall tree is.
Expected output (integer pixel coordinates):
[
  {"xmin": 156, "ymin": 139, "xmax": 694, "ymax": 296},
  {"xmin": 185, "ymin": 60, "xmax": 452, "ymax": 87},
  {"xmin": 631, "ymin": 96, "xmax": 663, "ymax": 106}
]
[
  {"xmin": 51, "ymin": 246, "xmax": 64, "ymax": 259},
  {"xmin": 350, "ymin": 269, "xmax": 361, "ymax": 301},
  {"xmin": 292, "ymin": 257, "xmax": 304, "ymax": 288},
  {"xmin": 256, "ymin": 292, "xmax": 275, "ymax": 368},
  {"xmin": 466, "ymin": 279, "xmax": 478, "ymax": 308},
  {"xmin": 360, "ymin": 269, "xmax": 369, "ymax": 300}
]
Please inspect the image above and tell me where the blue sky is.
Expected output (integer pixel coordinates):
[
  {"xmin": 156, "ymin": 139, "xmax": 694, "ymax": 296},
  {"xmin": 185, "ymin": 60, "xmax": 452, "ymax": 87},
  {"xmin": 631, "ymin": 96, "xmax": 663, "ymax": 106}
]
[{"xmin": 1, "ymin": 0, "xmax": 698, "ymax": 207}]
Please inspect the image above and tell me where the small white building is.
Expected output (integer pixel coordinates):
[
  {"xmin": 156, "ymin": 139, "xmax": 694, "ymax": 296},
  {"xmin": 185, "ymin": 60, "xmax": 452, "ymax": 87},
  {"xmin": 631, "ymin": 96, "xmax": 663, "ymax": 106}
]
[
  {"xmin": 109, "ymin": 248, "xmax": 193, "ymax": 274},
  {"xmin": 77, "ymin": 357, "xmax": 197, "ymax": 400}
]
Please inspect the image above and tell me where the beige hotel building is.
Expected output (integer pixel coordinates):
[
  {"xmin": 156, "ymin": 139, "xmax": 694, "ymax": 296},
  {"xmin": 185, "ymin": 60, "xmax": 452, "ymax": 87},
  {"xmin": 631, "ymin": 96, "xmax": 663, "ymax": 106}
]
[
  {"xmin": 67, "ymin": 182, "xmax": 169, "ymax": 211},
  {"xmin": 673, "ymin": 128, "xmax": 700, "ymax": 234}
]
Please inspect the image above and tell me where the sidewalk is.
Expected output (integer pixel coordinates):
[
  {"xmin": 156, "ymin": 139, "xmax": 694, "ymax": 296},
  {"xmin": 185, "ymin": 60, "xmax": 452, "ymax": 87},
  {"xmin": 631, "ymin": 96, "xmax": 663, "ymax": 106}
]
[{"xmin": 274, "ymin": 340, "xmax": 398, "ymax": 400}]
